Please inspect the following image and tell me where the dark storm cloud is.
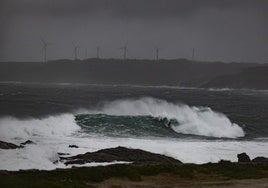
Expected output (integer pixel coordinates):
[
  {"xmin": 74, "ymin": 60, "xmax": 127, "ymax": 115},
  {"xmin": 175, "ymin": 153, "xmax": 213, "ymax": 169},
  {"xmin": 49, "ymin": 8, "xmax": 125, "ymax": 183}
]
[
  {"xmin": 0, "ymin": 0, "xmax": 268, "ymax": 63},
  {"xmin": 4, "ymin": 0, "xmax": 268, "ymax": 19}
]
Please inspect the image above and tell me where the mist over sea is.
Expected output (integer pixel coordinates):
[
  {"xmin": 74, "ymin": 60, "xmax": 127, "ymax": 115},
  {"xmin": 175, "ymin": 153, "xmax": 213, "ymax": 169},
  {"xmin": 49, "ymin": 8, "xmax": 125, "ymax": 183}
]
[{"xmin": 0, "ymin": 83, "xmax": 268, "ymax": 170}]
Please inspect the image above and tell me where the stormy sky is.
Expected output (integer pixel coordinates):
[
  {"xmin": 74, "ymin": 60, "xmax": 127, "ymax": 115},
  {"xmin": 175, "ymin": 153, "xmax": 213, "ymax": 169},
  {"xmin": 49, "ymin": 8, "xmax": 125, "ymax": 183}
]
[{"xmin": 0, "ymin": 0, "xmax": 268, "ymax": 63}]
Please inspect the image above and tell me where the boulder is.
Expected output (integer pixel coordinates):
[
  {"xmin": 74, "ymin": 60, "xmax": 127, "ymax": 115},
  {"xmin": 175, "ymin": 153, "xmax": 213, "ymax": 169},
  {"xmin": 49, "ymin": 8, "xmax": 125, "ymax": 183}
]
[
  {"xmin": 69, "ymin": 145, "xmax": 79, "ymax": 148},
  {"xmin": 62, "ymin": 146, "xmax": 182, "ymax": 165},
  {"xmin": 252, "ymin": 157, "xmax": 268, "ymax": 163},
  {"xmin": 237, "ymin": 152, "xmax": 251, "ymax": 162},
  {"xmin": 0, "ymin": 140, "xmax": 21, "ymax": 149}
]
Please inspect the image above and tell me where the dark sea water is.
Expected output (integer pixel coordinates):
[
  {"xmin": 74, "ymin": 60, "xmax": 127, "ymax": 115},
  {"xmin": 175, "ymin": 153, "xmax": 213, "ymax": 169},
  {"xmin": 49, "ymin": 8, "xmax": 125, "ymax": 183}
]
[
  {"xmin": 0, "ymin": 83, "xmax": 268, "ymax": 170},
  {"xmin": 1, "ymin": 83, "xmax": 268, "ymax": 139}
]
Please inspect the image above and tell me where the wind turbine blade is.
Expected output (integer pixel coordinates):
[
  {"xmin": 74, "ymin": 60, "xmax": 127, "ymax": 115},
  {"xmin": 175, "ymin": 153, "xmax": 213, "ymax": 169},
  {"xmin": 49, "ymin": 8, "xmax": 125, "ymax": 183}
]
[
  {"xmin": 40, "ymin": 37, "xmax": 46, "ymax": 45},
  {"xmin": 72, "ymin": 42, "xmax": 79, "ymax": 48}
]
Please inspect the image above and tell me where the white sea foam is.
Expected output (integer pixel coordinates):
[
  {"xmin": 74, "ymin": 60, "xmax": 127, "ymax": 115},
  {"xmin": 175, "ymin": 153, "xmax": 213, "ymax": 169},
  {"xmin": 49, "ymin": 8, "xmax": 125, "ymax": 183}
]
[
  {"xmin": 2, "ymin": 133, "xmax": 268, "ymax": 171},
  {"xmin": 90, "ymin": 97, "xmax": 245, "ymax": 138},
  {"xmin": 208, "ymin": 88, "xmax": 233, "ymax": 91},
  {"xmin": 0, "ymin": 114, "xmax": 80, "ymax": 143}
]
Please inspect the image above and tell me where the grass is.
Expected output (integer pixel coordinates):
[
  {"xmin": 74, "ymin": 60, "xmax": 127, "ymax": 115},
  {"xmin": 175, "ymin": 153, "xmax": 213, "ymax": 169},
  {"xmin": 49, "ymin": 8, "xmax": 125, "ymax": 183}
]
[{"xmin": 0, "ymin": 161, "xmax": 268, "ymax": 188}]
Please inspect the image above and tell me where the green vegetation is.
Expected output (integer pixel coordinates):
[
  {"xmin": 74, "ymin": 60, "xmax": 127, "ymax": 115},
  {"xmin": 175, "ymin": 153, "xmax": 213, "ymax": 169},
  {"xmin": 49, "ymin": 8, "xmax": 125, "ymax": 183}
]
[{"xmin": 0, "ymin": 162, "xmax": 268, "ymax": 188}]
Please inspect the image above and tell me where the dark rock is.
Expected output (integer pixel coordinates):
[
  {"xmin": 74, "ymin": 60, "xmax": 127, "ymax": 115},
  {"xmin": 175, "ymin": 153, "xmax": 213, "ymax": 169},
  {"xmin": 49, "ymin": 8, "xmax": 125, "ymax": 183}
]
[
  {"xmin": 252, "ymin": 157, "xmax": 268, "ymax": 163},
  {"xmin": 218, "ymin": 160, "xmax": 232, "ymax": 164},
  {"xmin": 20, "ymin": 140, "xmax": 35, "ymax": 147},
  {"xmin": 0, "ymin": 140, "xmax": 21, "ymax": 149},
  {"xmin": 69, "ymin": 145, "xmax": 79, "ymax": 148},
  {"xmin": 237, "ymin": 152, "xmax": 251, "ymax": 162},
  {"xmin": 62, "ymin": 146, "xmax": 182, "ymax": 165},
  {"xmin": 58, "ymin": 152, "xmax": 70, "ymax": 156},
  {"xmin": 53, "ymin": 160, "xmax": 60, "ymax": 164}
]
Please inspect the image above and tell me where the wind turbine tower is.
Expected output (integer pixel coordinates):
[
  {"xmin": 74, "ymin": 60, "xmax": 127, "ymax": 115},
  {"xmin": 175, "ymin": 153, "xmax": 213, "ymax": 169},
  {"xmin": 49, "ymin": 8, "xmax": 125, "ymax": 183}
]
[
  {"xmin": 156, "ymin": 48, "xmax": 160, "ymax": 60},
  {"xmin": 72, "ymin": 42, "xmax": 79, "ymax": 60},
  {"xmin": 120, "ymin": 41, "xmax": 128, "ymax": 60},
  {"xmin": 96, "ymin": 46, "xmax": 100, "ymax": 59},
  {"xmin": 41, "ymin": 37, "xmax": 52, "ymax": 63},
  {"xmin": 84, "ymin": 48, "xmax": 88, "ymax": 59},
  {"xmin": 192, "ymin": 48, "xmax": 196, "ymax": 62}
]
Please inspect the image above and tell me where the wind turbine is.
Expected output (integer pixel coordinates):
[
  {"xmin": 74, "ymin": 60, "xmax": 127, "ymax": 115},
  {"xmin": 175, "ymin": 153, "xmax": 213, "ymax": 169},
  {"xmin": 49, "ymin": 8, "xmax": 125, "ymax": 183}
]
[
  {"xmin": 96, "ymin": 46, "xmax": 100, "ymax": 59},
  {"xmin": 119, "ymin": 41, "xmax": 128, "ymax": 60},
  {"xmin": 192, "ymin": 48, "xmax": 196, "ymax": 62},
  {"xmin": 41, "ymin": 37, "xmax": 53, "ymax": 63},
  {"xmin": 155, "ymin": 47, "xmax": 160, "ymax": 60},
  {"xmin": 84, "ymin": 48, "xmax": 88, "ymax": 59},
  {"xmin": 72, "ymin": 42, "xmax": 79, "ymax": 60}
]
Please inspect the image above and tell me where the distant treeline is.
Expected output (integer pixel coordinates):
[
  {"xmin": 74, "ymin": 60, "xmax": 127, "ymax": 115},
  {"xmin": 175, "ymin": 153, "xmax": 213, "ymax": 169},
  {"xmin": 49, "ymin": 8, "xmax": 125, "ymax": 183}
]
[{"xmin": 0, "ymin": 59, "xmax": 267, "ymax": 89}]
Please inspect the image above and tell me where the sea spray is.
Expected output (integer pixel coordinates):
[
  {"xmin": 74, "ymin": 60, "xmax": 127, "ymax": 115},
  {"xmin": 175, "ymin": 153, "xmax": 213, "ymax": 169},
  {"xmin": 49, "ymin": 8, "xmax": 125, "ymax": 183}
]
[{"xmin": 0, "ymin": 114, "xmax": 80, "ymax": 143}]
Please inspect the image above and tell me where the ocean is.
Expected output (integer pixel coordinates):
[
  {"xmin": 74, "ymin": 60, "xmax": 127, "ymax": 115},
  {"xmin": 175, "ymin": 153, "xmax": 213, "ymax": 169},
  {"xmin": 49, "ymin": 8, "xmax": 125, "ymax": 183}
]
[{"xmin": 0, "ymin": 83, "xmax": 268, "ymax": 170}]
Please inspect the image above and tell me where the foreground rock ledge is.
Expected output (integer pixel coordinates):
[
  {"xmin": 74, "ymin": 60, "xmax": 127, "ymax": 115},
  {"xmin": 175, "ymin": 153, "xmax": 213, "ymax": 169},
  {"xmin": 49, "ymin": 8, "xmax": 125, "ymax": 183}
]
[
  {"xmin": 0, "ymin": 140, "xmax": 35, "ymax": 149},
  {"xmin": 61, "ymin": 146, "xmax": 182, "ymax": 165},
  {"xmin": 0, "ymin": 140, "xmax": 20, "ymax": 149}
]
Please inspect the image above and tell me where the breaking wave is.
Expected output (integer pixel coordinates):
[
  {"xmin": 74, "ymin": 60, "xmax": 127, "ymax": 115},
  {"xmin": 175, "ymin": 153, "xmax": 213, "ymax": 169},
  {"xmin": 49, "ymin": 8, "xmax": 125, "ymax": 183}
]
[
  {"xmin": 0, "ymin": 98, "xmax": 245, "ymax": 142},
  {"xmin": 0, "ymin": 114, "xmax": 80, "ymax": 143},
  {"xmin": 84, "ymin": 97, "xmax": 245, "ymax": 138}
]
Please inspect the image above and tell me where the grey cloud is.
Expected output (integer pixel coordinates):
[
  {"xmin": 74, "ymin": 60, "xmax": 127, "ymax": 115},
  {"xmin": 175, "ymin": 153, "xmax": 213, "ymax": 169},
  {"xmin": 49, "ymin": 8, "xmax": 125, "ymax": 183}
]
[
  {"xmin": 0, "ymin": 0, "xmax": 268, "ymax": 63},
  {"xmin": 3, "ymin": 0, "xmax": 268, "ymax": 19}
]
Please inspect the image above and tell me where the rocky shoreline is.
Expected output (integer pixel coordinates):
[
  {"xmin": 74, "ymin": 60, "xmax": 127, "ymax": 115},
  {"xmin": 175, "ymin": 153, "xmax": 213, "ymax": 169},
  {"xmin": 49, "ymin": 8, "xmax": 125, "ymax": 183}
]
[
  {"xmin": 1, "ymin": 140, "xmax": 182, "ymax": 165},
  {"xmin": 1, "ymin": 140, "xmax": 268, "ymax": 187},
  {"xmin": 0, "ymin": 140, "xmax": 35, "ymax": 149},
  {"xmin": 1, "ymin": 140, "xmax": 268, "ymax": 165}
]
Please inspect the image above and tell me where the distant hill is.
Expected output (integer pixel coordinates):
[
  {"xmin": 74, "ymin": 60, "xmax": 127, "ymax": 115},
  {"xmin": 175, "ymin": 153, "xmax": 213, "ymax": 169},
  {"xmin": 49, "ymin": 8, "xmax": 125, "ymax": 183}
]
[
  {"xmin": 0, "ymin": 59, "xmax": 267, "ymax": 89},
  {"xmin": 201, "ymin": 66, "xmax": 268, "ymax": 90}
]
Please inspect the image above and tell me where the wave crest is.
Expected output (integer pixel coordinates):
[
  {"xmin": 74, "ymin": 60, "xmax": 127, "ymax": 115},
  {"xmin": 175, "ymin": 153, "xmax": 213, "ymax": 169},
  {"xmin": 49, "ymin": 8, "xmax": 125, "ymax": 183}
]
[
  {"xmin": 89, "ymin": 97, "xmax": 245, "ymax": 138},
  {"xmin": 0, "ymin": 114, "xmax": 80, "ymax": 143}
]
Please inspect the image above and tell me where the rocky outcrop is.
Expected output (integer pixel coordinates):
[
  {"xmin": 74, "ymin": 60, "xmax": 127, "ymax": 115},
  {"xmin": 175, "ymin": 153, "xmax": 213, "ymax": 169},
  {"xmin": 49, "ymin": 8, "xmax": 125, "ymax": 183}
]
[
  {"xmin": 237, "ymin": 153, "xmax": 251, "ymax": 162},
  {"xmin": 20, "ymin": 140, "xmax": 35, "ymax": 147},
  {"xmin": 61, "ymin": 146, "xmax": 181, "ymax": 165},
  {"xmin": 0, "ymin": 140, "xmax": 21, "ymax": 149},
  {"xmin": 237, "ymin": 153, "xmax": 268, "ymax": 163},
  {"xmin": 0, "ymin": 140, "xmax": 36, "ymax": 150},
  {"xmin": 252, "ymin": 157, "xmax": 268, "ymax": 163}
]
